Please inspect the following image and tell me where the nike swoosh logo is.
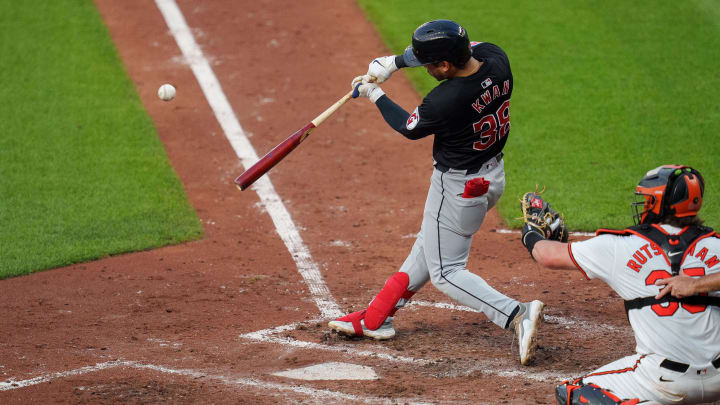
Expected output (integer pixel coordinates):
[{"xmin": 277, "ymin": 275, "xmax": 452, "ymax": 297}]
[
  {"xmin": 659, "ymin": 376, "xmax": 674, "ymax": 382},
  {"xmin": 668, "ymin": 251, "xmax": 683, "ymax": 257},
  {"xmin": 372, "ymin": 60, "xmax": 383, "ymax": 66}
]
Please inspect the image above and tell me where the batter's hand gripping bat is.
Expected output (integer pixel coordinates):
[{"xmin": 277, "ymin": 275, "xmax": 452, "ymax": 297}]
[{"xmin": 234, "ymin": 82, "xmax": 366, "ymax": 191}]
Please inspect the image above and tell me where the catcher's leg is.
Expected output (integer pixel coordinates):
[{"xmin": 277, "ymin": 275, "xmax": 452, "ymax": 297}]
[
  {"xmin": 556, "ymin": 379, "xmax": 640, "ymax": 405},
  {"xmin": 556, "ymin": 354, "xmax": 686, "ymax": 404}
]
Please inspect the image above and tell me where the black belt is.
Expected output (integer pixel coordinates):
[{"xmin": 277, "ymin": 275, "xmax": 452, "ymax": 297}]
[
  {"xmin": 435, "ymin": 152, "xmax": 503, "ymax": 175},
  {"xmin": 660, "ymin": 357, "xmax": 720, "ymax": 373}
]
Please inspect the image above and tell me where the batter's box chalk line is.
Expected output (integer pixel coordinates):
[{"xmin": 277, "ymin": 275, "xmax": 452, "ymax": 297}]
[
  {"xmin": 239, "ymin": 317, "xmax": 570, "ymax": 382},
  {"xmin": 407, "ymin": 300, "xmax": 629, "ymax": 335},
  {"xmin": 237, "ymin": 300, "xmax": 630, "ymax": 382},
  {"xmin": 495, "ymin": 228, "xmax": 595, "ymax": 237},
  {"xmin": 0, "ymin": 359, "xmax": 436, "ymax": 405}
]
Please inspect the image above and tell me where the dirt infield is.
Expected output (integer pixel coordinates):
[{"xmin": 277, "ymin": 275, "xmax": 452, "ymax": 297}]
[{"xmin": 0, "ymin": 1, "xmax": 632, "ymax": 403}]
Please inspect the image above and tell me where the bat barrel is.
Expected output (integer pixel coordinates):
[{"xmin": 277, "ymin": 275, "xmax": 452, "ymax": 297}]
[
  {"xmin": 234, "ymin": 123, "xmax": 315, "ymax": 190},
  {"xmin": 234, "ymin": 88, "xmax": 357, "ymax": 191}
]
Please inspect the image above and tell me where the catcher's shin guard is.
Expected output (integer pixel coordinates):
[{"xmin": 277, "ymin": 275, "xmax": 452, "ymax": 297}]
[
  {"xmin": 364, "ymin": 272, "xmax": 414, "ymax": 330},
  {"xmin": 556, "ymin": 380, "xmax": 640, "ymax": 405}
]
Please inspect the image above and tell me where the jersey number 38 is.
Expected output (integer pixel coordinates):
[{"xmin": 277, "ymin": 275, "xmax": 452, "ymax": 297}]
[
  {"xmin": 645, "ymin": 268, "xmax": 708, "ymax": 316},
  {"xmin": 472, "ymin": 100, "xmax": 510, "ymax": 151}
]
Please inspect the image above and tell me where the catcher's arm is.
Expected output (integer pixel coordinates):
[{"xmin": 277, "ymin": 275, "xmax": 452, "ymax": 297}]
[
  {"xmin": 531, "ymin": 240, "xmax": 575, "ymax": 270},
  {"xmin": 655, "ymin": 272, "xmax": 720, "ymax": 299}
]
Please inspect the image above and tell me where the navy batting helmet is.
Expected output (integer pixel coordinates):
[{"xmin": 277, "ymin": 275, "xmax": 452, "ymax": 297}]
[
  {"xmin": 632, "ymin": 165, "xmax": 705, "ymax": 225},
  {"xmin": 403, "ymin": 20, "xmax": 471, "ymax": 67}
]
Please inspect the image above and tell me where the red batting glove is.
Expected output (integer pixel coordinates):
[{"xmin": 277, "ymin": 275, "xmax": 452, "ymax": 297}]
[{"xmin": 462, "ymin": 177, "xmax": 490, "ymax": 198}]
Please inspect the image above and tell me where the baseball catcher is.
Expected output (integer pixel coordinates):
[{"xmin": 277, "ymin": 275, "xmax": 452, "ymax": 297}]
[{"xmin": 520, "ymin": 165, "xmax": 720, "ymax": 405}]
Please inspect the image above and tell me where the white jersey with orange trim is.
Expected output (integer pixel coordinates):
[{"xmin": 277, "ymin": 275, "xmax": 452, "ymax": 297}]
[{"xmin": 569, "ymin": 224, "xmax": 720, "ymax": 366}]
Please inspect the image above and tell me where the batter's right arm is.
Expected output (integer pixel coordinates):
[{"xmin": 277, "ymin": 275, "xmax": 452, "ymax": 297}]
[{"xmin": 655, "ymin": 272, "xmax": 720, "ymax": 299}]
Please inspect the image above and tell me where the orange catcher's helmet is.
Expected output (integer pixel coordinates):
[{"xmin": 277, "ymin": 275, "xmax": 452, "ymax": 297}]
[{"xmin": 632, "ymin": 165, "xmax": 704, "ymax": 225}]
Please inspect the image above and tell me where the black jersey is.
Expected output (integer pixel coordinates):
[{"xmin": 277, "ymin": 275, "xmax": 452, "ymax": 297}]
[{"xmin": 375, "ymin": 42, "xmax": 513, "ymax": 170}]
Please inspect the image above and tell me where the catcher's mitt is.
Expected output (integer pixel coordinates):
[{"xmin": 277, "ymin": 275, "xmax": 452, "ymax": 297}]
[{"xmin": 520, "ymin": 191, "xmax": 568, "ymax": 245}]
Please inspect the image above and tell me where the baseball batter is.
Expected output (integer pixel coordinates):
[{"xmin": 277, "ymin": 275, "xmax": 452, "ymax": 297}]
[
  {"xmin": 328, "ymin": 20, "xmax": 545, "ymax": 366},
  {"xmin": 521, "ymin": 165, "xmax": 720, "ymax": 404}
]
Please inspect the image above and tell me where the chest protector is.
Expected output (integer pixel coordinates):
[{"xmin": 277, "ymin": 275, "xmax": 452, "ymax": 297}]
[{"xmin": 596, "ymin": 224, "xmax": 720, "ymax": 312}]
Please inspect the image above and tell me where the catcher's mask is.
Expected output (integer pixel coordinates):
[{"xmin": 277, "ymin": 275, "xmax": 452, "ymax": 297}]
[
  {"xmin": 632, "ymin": 165, "xmax": 704, "ymax": 225},
  {"xmin": 405, "ymin": 20, "xmax": 471, "ymax": 67}
]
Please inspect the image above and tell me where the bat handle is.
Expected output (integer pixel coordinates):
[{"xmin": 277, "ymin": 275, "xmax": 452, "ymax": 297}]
[
  {"xmin": 310, "ymin": 75, "xmax": 376, "ymax": 127},
  {"xmin": 311, "ymin": 89, "xmax": 355, "ymax": 127}
]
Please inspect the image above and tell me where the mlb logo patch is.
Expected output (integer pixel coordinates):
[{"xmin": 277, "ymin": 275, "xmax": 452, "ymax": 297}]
[
  {"xmin": 482, "ymin": 78, "xmax": 492, "ymax": 89},
  {"xmin": 406, "ymin": 107, "xmax": 420, "ymax": 130}
]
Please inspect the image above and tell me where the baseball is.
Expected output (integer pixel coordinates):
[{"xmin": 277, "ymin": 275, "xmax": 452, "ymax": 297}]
[{"xmin": 157, "ymin": 83, "xmax": 176, "ymax": 101}]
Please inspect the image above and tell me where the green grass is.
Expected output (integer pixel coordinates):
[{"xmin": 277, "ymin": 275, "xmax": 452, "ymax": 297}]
[
  {"xmin": 0, "ymin": 1, "xmax": 203, "ymax": 278},
  {"xmin": 358, "ymin": 0, "xmax": 720, "ymax": 230}
]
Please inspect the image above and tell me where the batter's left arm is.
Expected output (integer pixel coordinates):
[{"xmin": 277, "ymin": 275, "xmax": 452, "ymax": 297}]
[
  {"xmin": 353, "ymin": 77, "xmax": 435, "ymax": 139},
  {"xmin": 374, "ymin": 95, "xmax": 437, "ymax": 140}
]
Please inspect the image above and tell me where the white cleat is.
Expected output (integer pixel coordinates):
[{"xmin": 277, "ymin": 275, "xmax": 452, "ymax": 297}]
[
  {"xmin": 328, "ymin": 311, "xmax": 396, "ymax": 340},
  {"xmin": 514, "ymin": 300, "xmax": 544, "ymax": 365}
]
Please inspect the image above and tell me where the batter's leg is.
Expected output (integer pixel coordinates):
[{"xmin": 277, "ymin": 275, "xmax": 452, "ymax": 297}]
[
  {"xmin": 422, "ymin": 166, "xmax": 520, "ymax": 329},
  {"xmin": 364, "ymin": 272, "xmax": 414, "ymax": 329},
  {"xmin": 328, "ymin": 227, "xmax": 431, "ymax": 338},
  {"xmin": 424, "ymin": 219, "xmax": 520, "ymax": 328},
  {"xmin": 397, "ymin": 225, "xmax": 432, "ymax": 292},
  {"xmin": 364, "ymin": 227, "xmax": 433, "ymax": 328}
]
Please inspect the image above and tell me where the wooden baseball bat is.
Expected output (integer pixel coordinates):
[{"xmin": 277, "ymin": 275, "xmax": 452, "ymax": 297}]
[{"xmin": 234, "ymin": 85, "xmax": 361, "ymax": 191}]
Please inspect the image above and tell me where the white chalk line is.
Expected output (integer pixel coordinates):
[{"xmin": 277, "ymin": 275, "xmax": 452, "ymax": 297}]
[
  {"xmin": 1, "ymin": 306, "xmax": 611, "ymax": 394},
  {"xmin": 240, "ymin": 310, "xmax": 612, "ymax": 382},
  {"xmin": 407, "ymin": 300, "xmax": 629, "ymax": 334},
  {"xmin": 240, "ymin": 319, "xmax": 426, "ymax": 364},
  {"xmin": 495, "ymin": 229, "xmax": 595, "ymax": 237},
  {"xmin": 0, "ymin": 361, "xmax": 125, "ymax": 391},
  {"xmin": 0, "ymin": 361, "xmax": 433, "ymax": 405},
  {"xmin": 154, "ymin": 0, "xmax": 341, "ymax": 319}
]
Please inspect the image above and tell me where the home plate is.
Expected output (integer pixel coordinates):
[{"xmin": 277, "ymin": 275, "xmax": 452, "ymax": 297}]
[{"xmin": 271, "ymin": 362, "xmax": 379, "ymax": 380}]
